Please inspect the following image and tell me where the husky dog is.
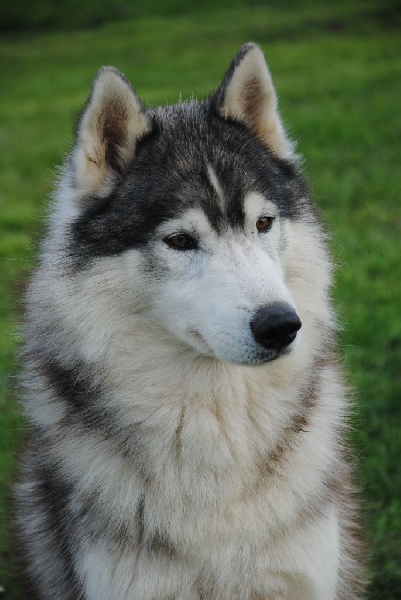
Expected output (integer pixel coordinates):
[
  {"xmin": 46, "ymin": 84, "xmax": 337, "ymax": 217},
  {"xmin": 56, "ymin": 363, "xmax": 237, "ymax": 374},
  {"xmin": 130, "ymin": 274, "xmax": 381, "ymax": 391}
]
[{"xmin": 17, "ymin": 43, "xmax": 365, "ymax": 599}]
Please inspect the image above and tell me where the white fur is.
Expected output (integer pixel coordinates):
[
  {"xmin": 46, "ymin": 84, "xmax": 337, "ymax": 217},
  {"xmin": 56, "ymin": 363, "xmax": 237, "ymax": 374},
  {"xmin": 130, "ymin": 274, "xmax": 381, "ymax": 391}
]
[{"xmin": 206, "ymin": 164, "xmax": 226, "ymax": 209}]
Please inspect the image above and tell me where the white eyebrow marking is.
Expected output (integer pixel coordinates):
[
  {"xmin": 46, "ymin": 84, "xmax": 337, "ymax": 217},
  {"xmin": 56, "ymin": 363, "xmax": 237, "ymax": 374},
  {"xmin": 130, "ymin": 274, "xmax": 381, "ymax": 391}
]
[
  {"xmin": 206, "ymin": 164, "xmax": 225, "ymax": 210},
  {"xmin": 244, "ymin": 192, "xmax": 278, "ymax": 226}
]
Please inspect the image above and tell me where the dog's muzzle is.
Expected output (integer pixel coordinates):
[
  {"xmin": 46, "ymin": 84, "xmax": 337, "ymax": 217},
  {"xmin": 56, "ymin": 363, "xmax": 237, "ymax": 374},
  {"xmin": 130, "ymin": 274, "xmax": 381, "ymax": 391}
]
[{"xmin": 251, "ymin": 303, "xmax": 302, "ymax": 353}]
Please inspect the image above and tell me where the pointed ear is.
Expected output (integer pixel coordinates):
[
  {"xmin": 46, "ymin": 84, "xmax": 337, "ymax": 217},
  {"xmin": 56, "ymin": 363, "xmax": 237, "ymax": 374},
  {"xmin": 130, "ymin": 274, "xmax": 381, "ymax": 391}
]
[
  {"xmin": 73, "ymin": 67, "xmax": 150, "ymax": 198},
  {"xmin": 212, "ymin": 43, "xmax": 294, "ymax": 160}
]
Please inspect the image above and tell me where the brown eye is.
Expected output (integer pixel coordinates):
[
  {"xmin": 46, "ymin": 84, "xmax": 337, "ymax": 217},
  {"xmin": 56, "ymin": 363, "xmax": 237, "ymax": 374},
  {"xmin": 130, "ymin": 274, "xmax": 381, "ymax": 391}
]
[
  {"xmin": 256, "ymin": 216, "xmax": 274, "ymax": 233},
  {"xmin": 164, "ymin": 233, "xmax": 198, "ymax": 250}
]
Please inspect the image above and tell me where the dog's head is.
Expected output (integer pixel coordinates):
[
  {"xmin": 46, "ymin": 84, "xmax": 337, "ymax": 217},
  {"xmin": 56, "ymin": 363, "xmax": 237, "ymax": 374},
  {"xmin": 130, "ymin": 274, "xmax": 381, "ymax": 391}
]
[{"xmin": 52, "ymin": 44, "xmax": 330, "ymax": 366}]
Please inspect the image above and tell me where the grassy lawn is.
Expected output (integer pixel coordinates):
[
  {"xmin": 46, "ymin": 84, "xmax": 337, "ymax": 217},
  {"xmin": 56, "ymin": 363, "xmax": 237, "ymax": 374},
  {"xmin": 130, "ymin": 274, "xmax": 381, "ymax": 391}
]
[{"xmin": 0, "ymin": 0, "xmax": 400, "ymax": 597}]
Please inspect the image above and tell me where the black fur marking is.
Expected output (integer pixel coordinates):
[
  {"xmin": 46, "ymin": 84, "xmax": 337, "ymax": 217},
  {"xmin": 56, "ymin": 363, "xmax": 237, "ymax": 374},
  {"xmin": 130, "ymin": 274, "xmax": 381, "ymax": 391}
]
[
  {"xmin": 135, "ymin": 494, "xmax": 177, "ymax": 557},
  {"xmin": 40, "ymin": 359, "xmax": 100, "ymax": 413},
  {"xmin": 38, "ymin": 359, "xmax": 149, "ymax": 464},
  {"xmin": 257, "ymin": 352, "xmax": 335, "ymax": 483},
  {"xmin": 28, "ymin": 455, "xmax": 85, "ymax": 599},
  {"xmin": 69, "ymin": 101, "xmax": 311, "ymax": 269},
  {"xmin": 145, "ymin": 530, "xmax": 177, "ymax": 557},
  {"xmin": 136, "ymin": 495, "xmax": 145, "ymax": 545}
]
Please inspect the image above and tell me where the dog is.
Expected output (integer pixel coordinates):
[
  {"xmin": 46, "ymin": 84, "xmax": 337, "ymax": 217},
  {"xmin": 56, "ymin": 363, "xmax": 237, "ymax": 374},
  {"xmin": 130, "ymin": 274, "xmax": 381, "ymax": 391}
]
[{"xmin": 16, "ymin": 43, "xmax": 366, "ymax": 599}]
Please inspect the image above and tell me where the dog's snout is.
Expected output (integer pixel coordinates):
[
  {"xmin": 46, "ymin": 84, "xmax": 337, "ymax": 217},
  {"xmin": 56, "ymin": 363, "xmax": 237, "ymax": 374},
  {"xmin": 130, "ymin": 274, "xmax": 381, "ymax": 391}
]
[{"xmin": 251, "ymin": 304, "xmax": 302, "ymax": 352}]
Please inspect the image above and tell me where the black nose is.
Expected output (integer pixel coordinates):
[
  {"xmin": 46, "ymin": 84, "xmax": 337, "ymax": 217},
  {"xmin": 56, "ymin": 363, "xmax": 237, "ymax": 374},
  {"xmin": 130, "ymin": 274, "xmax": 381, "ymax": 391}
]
[{"xmin": 251, "ymin": 303, "xmax": 302, "ymax": 352}]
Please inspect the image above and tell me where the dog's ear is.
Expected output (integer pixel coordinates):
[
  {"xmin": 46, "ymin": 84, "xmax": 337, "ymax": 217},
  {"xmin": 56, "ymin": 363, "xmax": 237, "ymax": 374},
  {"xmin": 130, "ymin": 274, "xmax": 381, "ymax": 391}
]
[
  {"xmin": 73, "ymin": 67, "xmax": 150, "ymax": 198},
  {"xmin": 212, "ymin": 43, "xmax": 293, "ymax": 159}
]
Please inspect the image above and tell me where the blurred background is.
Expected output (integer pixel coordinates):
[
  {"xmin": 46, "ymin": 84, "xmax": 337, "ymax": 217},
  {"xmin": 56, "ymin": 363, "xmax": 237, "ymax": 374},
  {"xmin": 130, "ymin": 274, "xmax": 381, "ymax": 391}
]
[{"xmin": 0, "ymin": 0, "xmax": 400, "ymax": 598}]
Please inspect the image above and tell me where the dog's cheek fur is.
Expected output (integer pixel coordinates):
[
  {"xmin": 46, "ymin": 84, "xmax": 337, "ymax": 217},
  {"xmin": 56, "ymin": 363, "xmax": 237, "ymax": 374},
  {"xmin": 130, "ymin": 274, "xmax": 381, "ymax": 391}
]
[{"xmin": 283, "ymin": 216, "xmax": 335, "ymax": 346}]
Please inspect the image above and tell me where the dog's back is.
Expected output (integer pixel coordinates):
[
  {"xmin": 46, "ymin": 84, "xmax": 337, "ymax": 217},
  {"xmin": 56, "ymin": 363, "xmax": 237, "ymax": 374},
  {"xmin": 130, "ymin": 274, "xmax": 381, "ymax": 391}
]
[{"xmin": 16, "ymin": 44, "xmax": 366, "ymax": 599}]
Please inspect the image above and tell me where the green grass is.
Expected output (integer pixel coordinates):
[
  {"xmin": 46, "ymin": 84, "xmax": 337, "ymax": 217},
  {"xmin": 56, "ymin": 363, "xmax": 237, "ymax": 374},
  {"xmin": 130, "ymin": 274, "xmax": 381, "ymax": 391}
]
[{"xmin": 1, "ymin": 1, "xmax": 400, "ymax": 597}]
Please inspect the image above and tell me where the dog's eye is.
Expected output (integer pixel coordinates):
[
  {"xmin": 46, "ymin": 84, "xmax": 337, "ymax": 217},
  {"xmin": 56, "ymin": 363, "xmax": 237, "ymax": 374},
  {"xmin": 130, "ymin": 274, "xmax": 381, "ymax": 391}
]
[
  {"xmin": 163, "ymin": 233, "xmax": 197, "ymax": 250},
  {"xmin": 256, "ymin": 216, "xmax": 274, "ymax": 233}
]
